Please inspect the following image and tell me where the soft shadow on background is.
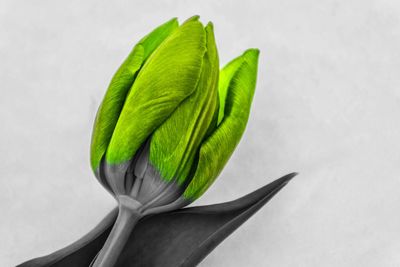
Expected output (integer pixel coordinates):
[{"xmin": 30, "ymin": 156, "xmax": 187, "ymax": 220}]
[{"xmin": 1, "ymin": 1, "xmax": 399, "ymax": 266}]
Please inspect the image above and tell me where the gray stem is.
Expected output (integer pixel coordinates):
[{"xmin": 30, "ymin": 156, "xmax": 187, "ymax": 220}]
[{"xmin": 92, "ymin": 202, "xmax": 141, "ymax": 267}]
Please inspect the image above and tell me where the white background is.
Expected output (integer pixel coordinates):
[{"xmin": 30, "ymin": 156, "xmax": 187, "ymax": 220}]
[{"xmin": 1, "ymin": 1, "xmax": 400, "ymax": 266}]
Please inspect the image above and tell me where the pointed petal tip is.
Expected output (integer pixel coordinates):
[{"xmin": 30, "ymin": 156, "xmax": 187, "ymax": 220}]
[
  {"xmin": 168, "ymin": 17, "xmax": 179, "ymax": 26},
  {"xmin": 243, "ymin": 48, "xmax": 260, "ymax": 61},
  {"xmin": 184, "ymin": 15, "xmax": 200, "ymax": 23},
  {"xmin": 205, "ymin": 21, "xmax": 214, "ymax": 30},
  {"xmin": 244, "ymin": 48, "xmax": 260, "ymax": 54},
  {"xmin": 204, "ymin": 22, "xmax": 216, "ymax": 41}
]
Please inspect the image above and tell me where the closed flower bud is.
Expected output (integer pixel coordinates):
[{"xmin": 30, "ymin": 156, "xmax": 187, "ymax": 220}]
[
  {"xmin": 90, "ymin": 16, "xmax": 259, "ymax": 266},
  {"xmin": 91, "ymin": 16, "xmax": 259, "ymax": 214}
]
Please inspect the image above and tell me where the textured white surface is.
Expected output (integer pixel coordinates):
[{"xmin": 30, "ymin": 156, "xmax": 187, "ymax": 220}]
[{"xmin": 1, "ymin": 1, "xmax": 400, "ymax": 266}]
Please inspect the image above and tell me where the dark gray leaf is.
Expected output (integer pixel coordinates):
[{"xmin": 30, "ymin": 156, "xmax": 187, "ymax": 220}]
[{"xmin": 18, "ymin": 173, "xmax": 296, "ymax": 267}]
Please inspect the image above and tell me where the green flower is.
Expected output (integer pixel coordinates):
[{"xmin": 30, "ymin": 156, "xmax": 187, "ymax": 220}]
[
  {"xmin": 90, "ymin": 16, "xmax": 259, "ymax": 213},
  {"xmin": 89, "ymin": 16, "xmax": 260, "ymax": 267}
]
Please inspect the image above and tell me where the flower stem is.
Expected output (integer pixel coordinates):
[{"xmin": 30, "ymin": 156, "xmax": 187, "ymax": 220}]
[{"xmin": 92, "ymin": 199, "xmax": 141, "ymax": 267}]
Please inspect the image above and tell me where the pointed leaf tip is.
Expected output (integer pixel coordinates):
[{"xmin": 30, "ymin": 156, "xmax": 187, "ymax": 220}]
[{"xmin": 273, "ymin": 172, "xmax": 298, "ymax": 187}]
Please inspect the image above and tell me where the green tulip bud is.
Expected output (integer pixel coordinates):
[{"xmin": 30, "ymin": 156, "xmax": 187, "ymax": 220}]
[
  {"xmin": 91, "ymin": 17, "xmax": 259, "ymax": 213},
  {"xmin": 90, "ymin": 16, "xmax": 259, "ymax": 266}
]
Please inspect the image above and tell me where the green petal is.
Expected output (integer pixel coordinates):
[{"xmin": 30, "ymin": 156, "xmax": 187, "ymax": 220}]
[
  {"xmin": 140, "ymin": 18, "xmax": 179, "ymax": 61},
  {"xmin": 204, "ymin": 91, "xmax": 220, "ymax": 140},
  {"xmin": 90, "ymin": 18, "xmax": 179, "ymax": 170},
  {"xmin": 184, "ymin": 49, "xmax": 260, "ymax": 200},
  {"xmin": 106, "ymin": 18, "xmax": 207, "ymax": 165},
  {"xmin": 149, "ymin": 22, "xmax": 219, "ymax": 184},
  {"xmin": 217, "ymin": 52, "xmax": 244, "ymax": 124}
]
